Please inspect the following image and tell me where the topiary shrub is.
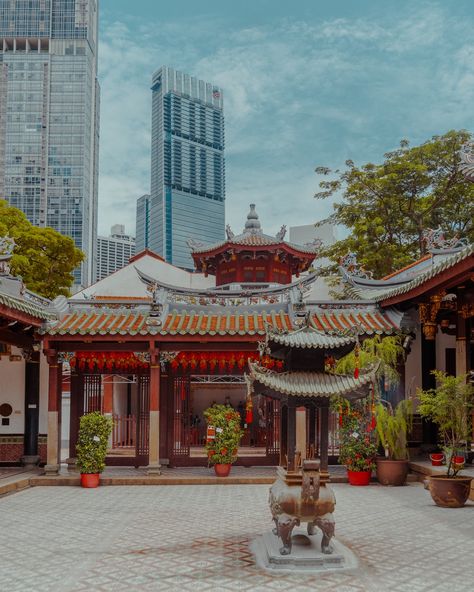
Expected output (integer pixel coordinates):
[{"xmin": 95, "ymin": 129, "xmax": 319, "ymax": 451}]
[
  {"xmin": 76, "ymin": 412, "xmax": 113, "ymax": 474},
  {"xmin": 204, "ymin": 404, "xmax": 243, "ymax": 465}
]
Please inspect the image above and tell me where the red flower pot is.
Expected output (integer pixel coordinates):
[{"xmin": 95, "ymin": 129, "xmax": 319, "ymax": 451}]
[
  {"xmin": 430, "ymin": 453, "xmax": 444, "ymax": 466},
  {"xmin": 453, "ymin": 455, "xmax": 465, "ymax": 466},
  {"xmin": 347, "ymin": 470, "xmax": 371, "ymax": 486},
  {"xmin": 81, "ymin": 473, "xmax": 100, "ymax": 488},
  {"xmin": 214, "ymin": 464, "xmax": 232, "ymax": 477}
]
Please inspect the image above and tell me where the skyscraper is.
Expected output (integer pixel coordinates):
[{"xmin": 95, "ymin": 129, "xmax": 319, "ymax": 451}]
[
  {"xmin": 135, "ymin": 193, "xmax": 150, "ymax": 253},
  {"xmin": 150, "ymin": 66, "xmax": 225, "ymax": 269},
  {"xmin": 96, "ymin": 224, "xmax": 135, "ymax": 280},
  {"xmin": 0, "ymin": 0, "xmax": 100, "ymax": 287}
]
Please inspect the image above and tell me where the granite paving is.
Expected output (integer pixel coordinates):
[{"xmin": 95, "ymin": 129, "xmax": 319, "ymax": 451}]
[{"xmin": 0, "ymin": 482, "xmax": 473, "ymax": 591}]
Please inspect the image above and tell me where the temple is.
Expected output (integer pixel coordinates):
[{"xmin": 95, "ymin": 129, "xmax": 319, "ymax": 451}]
[{"xmin": 0, "ymin": 200, "xmax": 473, "ymax": 471}]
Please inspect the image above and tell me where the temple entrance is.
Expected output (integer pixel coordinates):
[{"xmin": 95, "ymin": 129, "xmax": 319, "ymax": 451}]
[
  {"xmin": 70, "ymin": 372, "xmax": 150, "ymax": 467},
  {"xmin": 168, "ymin": 374, "xmax": 280, "ymax": 466}
]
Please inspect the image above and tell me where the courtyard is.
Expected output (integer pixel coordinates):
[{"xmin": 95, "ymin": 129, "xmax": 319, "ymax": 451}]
[{"xmin": 1, "ymin": 482, "xmax": 473, "ymax": 592}]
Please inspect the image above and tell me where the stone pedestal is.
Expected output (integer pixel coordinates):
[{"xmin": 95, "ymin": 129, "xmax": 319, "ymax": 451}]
[
  {"xmin": 146, "ymin": 462, "xmax": 162, "ymax": 476},
  {"xmin": 251, "ymin": 528, "xmax": 358, "ymax": 573},
  {"xmin": 20, "ymin": 454, "xmax": 40, "ymax": 469},
  {"xmin": 44, "ymin": 464, "xmax": 60, "ymax": 476}
]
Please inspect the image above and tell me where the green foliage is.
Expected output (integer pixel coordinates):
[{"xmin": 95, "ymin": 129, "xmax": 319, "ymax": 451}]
[
  {"xmin": 76, "ymin": 412, "xmax": 113, "ymax": 474},
  {"xmin": 417, "ymin": 371, "xmax": 474, "ymax": 477},
  {"xmin": 204, "ymin": 404, "xmax": 243, "ymax": 465},
  {"xmin": 375, "ymin": 400, "xmax": 413, "ymax": 460},
  {"xmin": 315, "ymin": 130, "xmax": 474, "ymax": 277},
  {"xmin": 335, "ymin": 335, "xmax": 404, "ymax": 388},
  {"xmin": 338, "ymin": 400, "xmax": 377, "ymax": 472},
  {"xmin": 0, "ymin": 199, "xmax": 84, "ymax": 298}
]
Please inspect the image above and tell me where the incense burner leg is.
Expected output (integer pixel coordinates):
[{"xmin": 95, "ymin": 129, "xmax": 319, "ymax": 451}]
[
  {"xmin": 315, "ymin": 513, "xmax": 335, "ymax": 554},
  {"xmin": 277, "ymin": 514, "xmax": 300, "ymax": 555},
  {"xmin": 307, "ymin": 521, "xmax": 316, "ymax": 536}
]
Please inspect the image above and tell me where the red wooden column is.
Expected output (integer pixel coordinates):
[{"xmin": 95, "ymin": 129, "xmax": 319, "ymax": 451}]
[
  {"xmin": 44, "ymin": 349, "xmax": 62, "ymax": 475},
  {"xmin": 147, "ymin": 347, "xmax": 161, "ymax": 474}
]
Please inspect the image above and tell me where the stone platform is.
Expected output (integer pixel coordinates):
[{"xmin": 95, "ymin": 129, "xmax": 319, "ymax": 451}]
[{"xmin": 251, "ymin": 527, "xmax": 358, "ymax": 573}]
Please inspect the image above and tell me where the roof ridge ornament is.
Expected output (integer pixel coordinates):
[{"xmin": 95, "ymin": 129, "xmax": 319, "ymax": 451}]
[
  {"xmin": 275, "ymin": 225, "xmax": 287, "ymax": 241},
  {"xmin": 225, "ymin": 224, "xmax": 235, "ymax": 240},
  {"xmin": 422, "ymin": 227, "xmax": 468, "ymax": 253},
  {"xmin": 0, "ymin": 235, "xmax": 16, "ymax": 276},
  {"xmin": 339, "ymin": 252, "xmax": 373, "ymax": 280},
  {"xmin": 243, "ymin": 203, "xmax": 263, "ymax": 234}
]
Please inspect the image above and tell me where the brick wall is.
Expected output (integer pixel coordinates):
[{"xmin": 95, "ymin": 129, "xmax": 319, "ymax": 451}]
[{"xmin": 0, "ymin": 435, "xmax": 48, "ymax": 464}]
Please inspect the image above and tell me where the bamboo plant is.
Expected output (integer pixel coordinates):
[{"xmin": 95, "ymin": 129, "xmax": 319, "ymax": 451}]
[{"xmin": 375, "ymin": 400, "xmax": 413, "ymax": 460}]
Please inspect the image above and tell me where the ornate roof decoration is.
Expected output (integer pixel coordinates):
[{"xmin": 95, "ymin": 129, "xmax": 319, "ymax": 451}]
[
  {"xmin": 0, "ymin": 236, "xmax": 16, "ymax": 275},
  {"xmin": 422, "ymin": 228, "xmax": 468, "ymax": 253},
  {"xmin": 339, "ymin": 252, "xmax": 373, "ymax": 280},
  {"xmin": 135, "ymin": 265, "xmax": 318, "ymax": 307},
  {"xmin": 0, "ymin": 290, "xmax": 56, "ymax": 322},
  {"xmin": 247, "ymin": 360, "xmax": 377, "ymax": 399},
  {"xmin": 460, "ymin": 143, "xmax": 474, "ymax": 182}
]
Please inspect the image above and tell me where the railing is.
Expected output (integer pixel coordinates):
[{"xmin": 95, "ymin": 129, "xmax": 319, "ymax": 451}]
[{"xmin": 112, "ymin": 414, "xmax": 136, "ymax": 448}]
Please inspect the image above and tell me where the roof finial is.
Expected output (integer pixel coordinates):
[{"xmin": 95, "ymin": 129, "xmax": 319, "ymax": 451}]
[{"xmin": 244, "ymin": 204, "xmax": 262, "ymax": 234}]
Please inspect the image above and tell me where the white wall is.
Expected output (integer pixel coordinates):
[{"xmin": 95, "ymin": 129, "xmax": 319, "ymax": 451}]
[
  {"xmin": 435, "ymin": 328, "xmax": 456, "ymax": 373},
  {"xmin": 0, "ymin": 347, "xmax": 25, "ymax": 434},
  {"xmin": 39, "ymin": 351, "xmax": 49, "ymax": 434}
]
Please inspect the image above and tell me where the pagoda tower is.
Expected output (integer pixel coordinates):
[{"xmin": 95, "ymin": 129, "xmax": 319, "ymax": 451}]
[{"xmin": 189, "ymin": 204, "xmax": 319, "ymax": 286}]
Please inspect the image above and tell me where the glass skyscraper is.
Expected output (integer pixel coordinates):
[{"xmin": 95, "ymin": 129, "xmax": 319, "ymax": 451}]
[
  {"xmin": 135, "ymin": 193, "xmax": 150, "ymax": 253},
  {"xmin": 0, "ymin": 0, "xmax": 100, "ymax": 287},
  {"xmin": 150, "ymin": 66, "xmax": 225, "ymax": 269}
]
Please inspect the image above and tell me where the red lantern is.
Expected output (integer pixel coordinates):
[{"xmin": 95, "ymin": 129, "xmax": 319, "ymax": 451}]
[
  {"xmin": 189, "ymin": 355, "xmax": 197, "ymax": 370},
  {"xmin": 218, "ymin": 354, "xmax": 227, "ymax": 372},
  {"xmin": 199, "ymin": 353, "xmax": 208, "ymax": 371},
  {"xmin": 237, "ymin": 354, "xmax": 246, "ymax": 370},
  {"xmin": 246, "ymin": 397, "xmax": 253, "ymax": 424},
  {"xmin": 70, "ymin": 357, "xmax": 76, "ymax": 369}
]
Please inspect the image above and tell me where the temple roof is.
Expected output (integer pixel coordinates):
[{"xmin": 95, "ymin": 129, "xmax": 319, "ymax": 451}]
[
  {"xmin": 342, "ymin": 243, "xmax": 474, "ymax": 303},
  {"xmin": 248, "ymin": 360, "xmax": 376, "ymax": 399},
  {"xmin": 0, "ymin": 289, "xmax": 55, "ymax": 322},
  {"xmin": 266, "ymin": 325, "xmax": 356, "ymax": 349},
  {"xmin": 189, "ymin": 204, "xmax": 320, "ymax": 256},
  {"xmin": 41, "ymin": 305, "xmax": 404, "ymax": 337}
]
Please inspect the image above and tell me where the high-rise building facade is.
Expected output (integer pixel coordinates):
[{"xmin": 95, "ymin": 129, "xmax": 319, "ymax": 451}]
[
  {"xmin": 150, "ymin": 66, "xmax": 225, "ymax": 269},
  {"xmin": 135, "ymin": 193, "xmax": 150, "ymax": 253},
  {"xmin": 0, "ymin": 0, "xmax": 100, "ymax": 287},
  {"xmin": 96, "ymin": 224, "xmax": 135, "ymax": 280}
]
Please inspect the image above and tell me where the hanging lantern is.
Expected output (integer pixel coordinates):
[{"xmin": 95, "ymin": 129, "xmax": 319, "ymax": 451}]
[
  {"xmin": 189, "ymin": 355, "xmax": 198, "ymax": 370},
  {"xmin": 237, "ymin": 353, "xmax": 246, "ymax": 371},
  {"xmin": 245, "ymin": 397, "xmax": 253, "ymax": 424},
  {"xmin": 209, "ymin": 355, "xmax": 218, "ymax": 372},
  {"xmin": 199, "ymin": 353, "xmax": 208, "ymax": 371},
  {"xmin": 218, "ymin": 354, "xmax": 227, "ymax": 372}
]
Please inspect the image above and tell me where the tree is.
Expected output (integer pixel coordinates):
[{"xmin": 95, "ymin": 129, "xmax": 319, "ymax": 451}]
[
  {"xmin": 0, "ymin": 200, "xmax": 84, "ymax": 299},
  {"xmin": 315, "ymin": 130, "xmax": 474, "ymax": 277}
]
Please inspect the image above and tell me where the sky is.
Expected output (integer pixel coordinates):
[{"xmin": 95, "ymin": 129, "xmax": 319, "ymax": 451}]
[{"xmin": 97, "ymin": 0, "xmax": 474, "ymax": 238}]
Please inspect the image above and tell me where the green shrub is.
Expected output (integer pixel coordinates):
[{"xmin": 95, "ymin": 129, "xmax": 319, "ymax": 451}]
[{"xmin": 76, "ymin": 412, "xmax": 113, "ymax": 474}]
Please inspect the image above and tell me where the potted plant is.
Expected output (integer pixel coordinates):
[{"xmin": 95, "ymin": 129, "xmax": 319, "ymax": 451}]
[
  {"xmin": 204, "ymin": 403, "xmax": 243, "ymax": 477},
  {"xmin": 375, "ymin": 399, "xmax": 413, "ymax": 486},
  {"xmin": 418, "ymin": 371, "xmax": 474, "ymax": 507},
  {"xmin": 338, "ymin": 401, "xmax": 377, "ymax": 486},
  {"xmin": 76, "ymin": 411, "xmax": 113, "ymax": 488}
]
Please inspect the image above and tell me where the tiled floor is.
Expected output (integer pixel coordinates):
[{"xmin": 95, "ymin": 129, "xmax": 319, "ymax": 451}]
[{"xmin": 1, "ymin": 482, "xmax": 473, "ymax": 591}]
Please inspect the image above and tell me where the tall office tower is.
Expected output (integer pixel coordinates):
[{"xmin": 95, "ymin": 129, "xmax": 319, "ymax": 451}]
[
  {"xmin": 0, "ymin": 0, "xmax": 100, "ymax": 287},
  {"xmin": 135, "ymin": 193, "xmax": 150, "ymax": 253},
  {"xmin": 96, "ymin": 224, "xmax": 135, "ymax": 280},
  {"xmin": 150, "ymin": 66, "xmax": 225, "ymax": 269}
]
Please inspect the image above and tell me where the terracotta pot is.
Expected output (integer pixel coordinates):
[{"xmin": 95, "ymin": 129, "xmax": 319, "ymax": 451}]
[
  {"xmin": 430, "ymin": 453, "xmax": 444, "ymax": 466},
  {"xmin": 214, "ymin": 463, "xmax": 232, "ymax": 477},
  {"xmin": 428, "ymin": 475, "xmax": 473, "ymax": 508},
  {"xmin": 347, "ymin": 470, "xmax": 371, "ymax": 486},
  {"xmin": 81, "ymin": 473, "xmax": 100, "ymax": 488},
  {"xmin": 376, "ymin": 458, "xmax": 409, "ymax": 486}
]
